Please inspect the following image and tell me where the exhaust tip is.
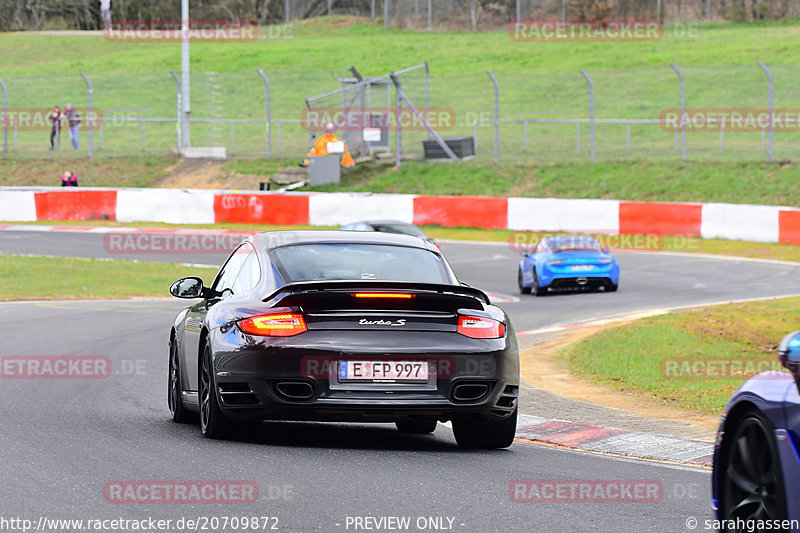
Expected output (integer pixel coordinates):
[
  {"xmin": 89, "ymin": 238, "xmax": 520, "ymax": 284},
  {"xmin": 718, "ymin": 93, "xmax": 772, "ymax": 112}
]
[
  {"xmin": 576, "ymin": 277, "xmax": 588, "ymax": 286},
  {"xmin": 452, "ymin": 383, "xmax": 490, "ymax": 402},
  {"xmin": 275, "ymin": 381, "xmax": 314, "ymax": 400}
]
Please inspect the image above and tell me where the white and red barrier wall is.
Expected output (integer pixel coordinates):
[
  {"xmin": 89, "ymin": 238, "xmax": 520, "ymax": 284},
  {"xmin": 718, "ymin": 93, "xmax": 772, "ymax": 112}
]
[{"xmin": 1, "ymin": 188, "xmax": 798, "ymax": 245}]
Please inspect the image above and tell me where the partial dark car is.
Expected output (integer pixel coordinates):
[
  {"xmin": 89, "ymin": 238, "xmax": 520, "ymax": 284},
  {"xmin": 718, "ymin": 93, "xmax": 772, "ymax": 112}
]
[
  {"xmin": 340, "ymin": 220, "xmax": 439, "ymax": 248},
  {"xmin": 711, "ymin": 330, "xmax": 800, "ymax": 530},
  {"xmin": 168, "ymin": 231, "xmax": 519, "ymax": 449}
]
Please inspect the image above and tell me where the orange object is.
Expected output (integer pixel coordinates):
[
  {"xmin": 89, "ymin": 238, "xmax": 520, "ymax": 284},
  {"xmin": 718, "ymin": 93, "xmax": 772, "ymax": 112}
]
[{"xmin": 302, "ymin": 132, "xmax": 355, "ymax": 167}]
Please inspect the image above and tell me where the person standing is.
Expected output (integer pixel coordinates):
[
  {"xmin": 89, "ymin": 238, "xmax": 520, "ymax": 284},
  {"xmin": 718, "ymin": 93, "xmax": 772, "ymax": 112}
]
[
  {"xmin": 99, "ymin": 0, "xmax": 112, "ymax": 29},
  {"xmin": 60, "ymin": 172, "xmax": 79, "ymax": 187},
  {"xmin": 48, "ymin": 106, "xmax": 63, "ymax": 151},
  {"xmin": 300, "ymin": 122, "xmax": 355, "ymax": 168},
  {"xmin": 64, "ymin": 103, "xmax": 81, "ymax": 150}
]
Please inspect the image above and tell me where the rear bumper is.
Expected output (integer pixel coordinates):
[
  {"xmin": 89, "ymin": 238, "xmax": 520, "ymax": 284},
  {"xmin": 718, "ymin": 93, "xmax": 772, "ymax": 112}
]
[
  {"xmin": 206, "ymin": 328, "xmax": 519, "ymax": 423},
  {"xmin": 548, "ymin": 277, "xmax": 615, "ymax": 290},
  {"xmin": 540, "ymin": 264, "xmax": 619, "ymax": 288}
]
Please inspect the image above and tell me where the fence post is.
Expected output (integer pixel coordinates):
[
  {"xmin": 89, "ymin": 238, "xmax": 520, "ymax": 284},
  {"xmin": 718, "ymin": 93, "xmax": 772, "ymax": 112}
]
[
  {"xmin": 258, "ymin": 68, "xmax": 272, "ymax": 158},
  {"xmin": 170, "ymin": 70, "xmax": 182, "ymax": 150},
  {"xmin": 0, "ymin": 76, "xmax": 7, "ymax": 155},
  {"xmin": 471, "ymin": 0, "xmax": 478, "ymax": 30},
  {"xmin": 285, "ymin": 0, "xmax": 290, "ymax": 24},
  {"xmin": 580, "ymin": 70, "xmax": 595, "ymax": 162},
  {"xmin": 328, "ymin": 0, "xmax": 332, "ymax": 15},
  {"xmin": 384, "ymin": 0, "xmax": 389, "ymax": 29},
  {"xmin": 626, "ymin": 123, "xmax": 631, "ymax": 153},
  {"xmin": 657, "ymin": 0, "xmax": 662, "ymax": 24},
  {"xmin": 428, "ymin": 0, "xmax": 432, "ymax": 30},
  {"xmin": 487, "ymin": 71, "xmax": 500, "ymax": 163},
  {"xmin": 371, "ymin": 0, "xmax": 375, "ymax": 19},
  {"xmin": 758, "ymin": 61, "xmax": 774, "ymax": 163},
  {"xmin": 671, "ymin": 63, "xmax": 686, "ymax": 161},
  {"xmin": 516, "ymin": 0, "xmax": 520, "ymax": 21},
  {"xmin": 425, "ymin": 60, "xmax": 431, "ymax": 138},
  {"xmin": 394, "ymin": 77, "xmax": 401, "ymax": 168},
  {"xmin": 562, "ymin": 0, "xmax": 566, "ymax": 22},
  {"xmin": 80, "ymin": 72, "xmax": 94, "ymax": 158},
  {"xmin": 706, "ymin": 0, "xmax": 712, "ymax": 19}
]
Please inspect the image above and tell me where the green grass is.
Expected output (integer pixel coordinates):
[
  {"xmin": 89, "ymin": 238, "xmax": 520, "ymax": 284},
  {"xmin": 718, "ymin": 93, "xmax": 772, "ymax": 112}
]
[
  {"xmin": 1, "ymin": 19, "xmax": 800, "ymax": 159},
  {"xmin": 0, "ymin": 254, "xmax": 217, "ymax": 300},
  {"xmin": 4, "ymin": 156, "xmax": 800, "ymax": 208},
  {"xmin": 302, "ymin": 159, "xmax": 800, "ymax": 205},
  {"xmin": 3, "ymin": 18, "xmax": 799, "ymax": 75},
  {"xmin": 560, "ymin": 297, "xmax": 800, "ymax": 414},
  {"xmin": 0, "ymin": 155, "xmax": 177, "ymax": 187}
]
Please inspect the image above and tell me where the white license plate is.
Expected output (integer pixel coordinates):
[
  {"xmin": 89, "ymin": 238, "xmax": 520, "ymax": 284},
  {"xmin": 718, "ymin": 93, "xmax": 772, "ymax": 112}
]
[
  {"xmin": 570, "ymin": 265, "xmax": 594, "ymax": 271},
  {"xmin": 338, "ymin": 361, "xmax": 429, "ymax": 382}
]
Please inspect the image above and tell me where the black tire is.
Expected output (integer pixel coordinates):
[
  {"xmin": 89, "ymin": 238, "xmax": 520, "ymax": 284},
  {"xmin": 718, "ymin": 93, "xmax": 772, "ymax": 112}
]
[
  {"xmin": 452, "ymin": 409, "xmax": 517, "ymax": 449},
  {"xmin": 168, "ymin": 340, "xmax": 194, "ymax": 423},
  {"xmin": 719, "ymin": 409, "xmax": 787, "ymax": 530},
  {"xmin": 518, "ymin": 268, "xmax": 531, "ymax": 294},
  {"xmin": 396, "ymin": 419, "xmax": 438, "ymax": 434},
  {"xmin": 532, "ymin": 270, "xmax": 547, "ymax": 297},
  {"xmin": 199, "ymin": 344, "xmax": 235, "ymax": 438},
  {"xmin": 606, "ymin": 282, "xmax": 618, "ymax": 292}
]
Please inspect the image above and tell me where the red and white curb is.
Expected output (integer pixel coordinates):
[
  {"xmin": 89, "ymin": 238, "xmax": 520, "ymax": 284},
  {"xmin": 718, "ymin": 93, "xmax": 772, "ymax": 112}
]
[
  {"xmin": 515, "ymin": 414, "xmax": 713, "ymax": 465},
  {"xmin": 2, "ymin": 187, "xmax": 800, "ymax": 244}
]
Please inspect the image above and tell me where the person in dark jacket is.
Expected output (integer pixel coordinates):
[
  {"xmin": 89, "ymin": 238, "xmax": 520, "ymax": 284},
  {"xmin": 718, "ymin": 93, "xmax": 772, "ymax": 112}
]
[
  {"xmin": 48, "ymin": 106, "xmax": 63, "ymax": 150},
  {"xmin": 60, "ymin": 171, "xmax": 79, "ymax": 187},
  {"xmin": 64, "ymin": 103, "xmax": 81, "ymax": 150}
]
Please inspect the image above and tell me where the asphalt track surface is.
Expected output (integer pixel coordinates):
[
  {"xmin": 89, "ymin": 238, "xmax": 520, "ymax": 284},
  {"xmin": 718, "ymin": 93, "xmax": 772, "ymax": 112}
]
[{"xmin": 3, "ymin": 229, "xmax": 800, "ymax": 532}]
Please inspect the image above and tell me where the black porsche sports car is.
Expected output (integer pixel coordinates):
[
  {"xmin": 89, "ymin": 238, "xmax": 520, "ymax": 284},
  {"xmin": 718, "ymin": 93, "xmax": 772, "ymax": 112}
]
[{"xmin": 168, "ymin": 231, "xmax": 519, "ymax": 448}]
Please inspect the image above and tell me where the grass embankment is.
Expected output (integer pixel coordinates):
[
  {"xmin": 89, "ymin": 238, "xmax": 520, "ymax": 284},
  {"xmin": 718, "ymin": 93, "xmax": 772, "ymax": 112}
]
[
  {"xmin": 6, "ymin": 157, "xmax": 800, "ymax": 206},
  {"xmin": 0, "ymin": 255, "xmax": 216, "ymax": 301},
  {"xmin": 560, "ymin": 298, "xmax": 800, "ymax": 415},
  {"xmin": 0, "ymin": 155, "xmax": 177, "ymax": 187},
  {"xmin": 3, "ymin": 19, "xmax": 798, "ymax": 76},
  {"xmin": 1, "ymin": 19, "xmax": 800, "ymax": 158}
]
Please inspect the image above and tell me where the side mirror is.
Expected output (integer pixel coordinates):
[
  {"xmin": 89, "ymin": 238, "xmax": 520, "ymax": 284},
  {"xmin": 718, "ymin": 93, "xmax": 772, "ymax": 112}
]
[
  {"xmin": 170, "ymin": 277, "xmax": 205, "ymax": 299},
  {"xmin": 778, "ymin": 330, "xmax": 800, "ymax": 378}
]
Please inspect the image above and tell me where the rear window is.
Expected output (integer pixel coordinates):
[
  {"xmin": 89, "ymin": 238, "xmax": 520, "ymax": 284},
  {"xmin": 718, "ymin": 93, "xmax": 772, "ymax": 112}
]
[
  {"xmin": 269, "ymin": 244, "xmax": 453, "ymax": 284},
  {"xmin": 372, "ymin": 223, "xmax": 426, "ymax": 238},
  {"xmin": 548, "ymin": 238, "xmax": 603, "ymax": 253}
]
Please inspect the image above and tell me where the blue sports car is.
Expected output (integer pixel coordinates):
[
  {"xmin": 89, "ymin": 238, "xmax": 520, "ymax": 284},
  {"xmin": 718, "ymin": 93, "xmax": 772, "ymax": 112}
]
[
  {"xmin": 517, "ymin": 235, "xmax": 620, "ymax": 296},
  {"xmin": 712, "ymin": 331, "xmax": 800, "ymax": 531}
]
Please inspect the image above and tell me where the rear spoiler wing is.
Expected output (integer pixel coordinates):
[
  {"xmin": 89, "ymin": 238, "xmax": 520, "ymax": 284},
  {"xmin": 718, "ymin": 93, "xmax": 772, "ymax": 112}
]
[{"xmin": 263, "ymin": 280, "xmax": 490, "ymax": 305}]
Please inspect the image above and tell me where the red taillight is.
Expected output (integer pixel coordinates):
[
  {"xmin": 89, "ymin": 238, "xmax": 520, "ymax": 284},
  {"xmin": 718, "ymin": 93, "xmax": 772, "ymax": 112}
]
[
  {"xmin": 238, "ymin": 313, "xmax": 307, "ymax": 336},
  {"xmin": 457, "ymin": 316, "xmax": 505, "ymax": 339},
  {"xmin": 352, "ymin": 293, "xmax": 414, "ymax": 300}
]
